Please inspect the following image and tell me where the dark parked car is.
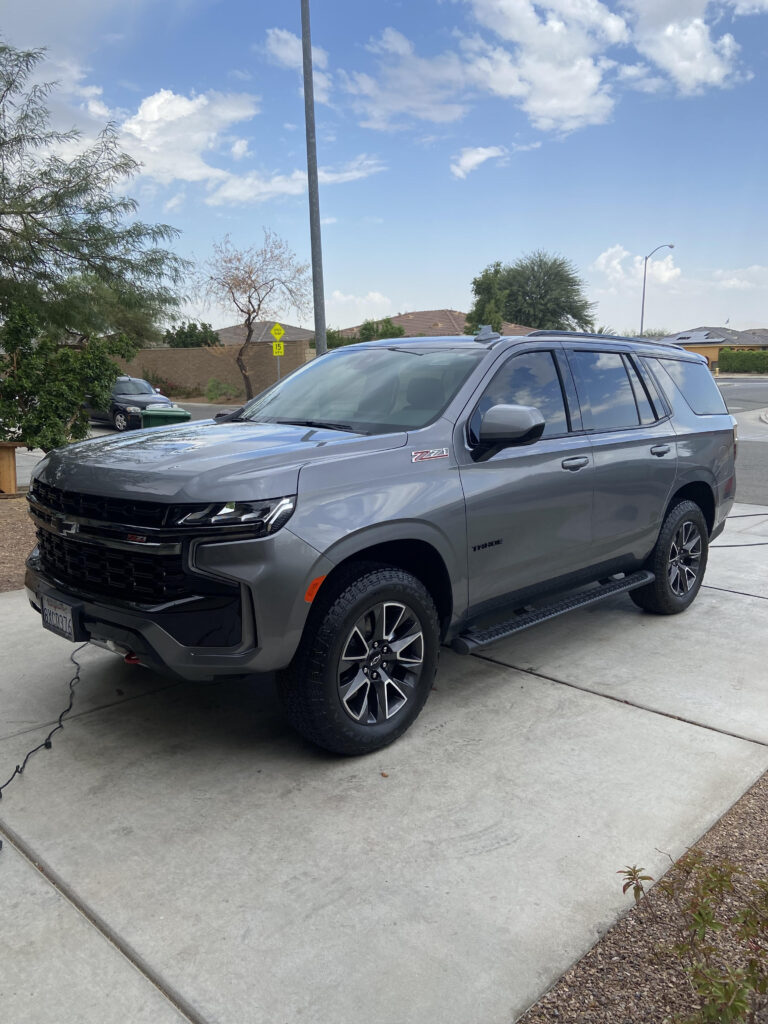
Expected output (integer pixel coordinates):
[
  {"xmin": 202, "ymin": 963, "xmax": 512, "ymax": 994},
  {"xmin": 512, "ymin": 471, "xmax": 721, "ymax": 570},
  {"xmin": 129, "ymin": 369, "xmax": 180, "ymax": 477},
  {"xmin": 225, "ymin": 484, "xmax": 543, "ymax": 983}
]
[
  {"xmin": 27, "ymin": 330, "xmax": 736, "ymax": 754},
  {"xmin": 86, "ymin": 376, "xmax": 173, "ymax": 431}
]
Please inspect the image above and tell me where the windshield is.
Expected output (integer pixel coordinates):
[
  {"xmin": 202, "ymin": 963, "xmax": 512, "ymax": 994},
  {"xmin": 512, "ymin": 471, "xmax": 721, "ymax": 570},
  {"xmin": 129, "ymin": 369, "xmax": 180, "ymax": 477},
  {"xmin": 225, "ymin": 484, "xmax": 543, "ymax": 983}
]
[
  {"xmin": 240, "ymin": 346, "xmax": 485, "ymax": 434},
  {"xmin": 115, "ymin": 379, "xmax": 155, "ymax": 395}
]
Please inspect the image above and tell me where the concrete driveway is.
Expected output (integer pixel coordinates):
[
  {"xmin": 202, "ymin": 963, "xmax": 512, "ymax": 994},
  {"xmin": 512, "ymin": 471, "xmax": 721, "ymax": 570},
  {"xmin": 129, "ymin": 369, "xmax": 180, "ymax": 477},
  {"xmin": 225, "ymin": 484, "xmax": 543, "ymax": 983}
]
[{"xmin": 1, "ymin": 506, "xmax": 767, "ymax": 1024}]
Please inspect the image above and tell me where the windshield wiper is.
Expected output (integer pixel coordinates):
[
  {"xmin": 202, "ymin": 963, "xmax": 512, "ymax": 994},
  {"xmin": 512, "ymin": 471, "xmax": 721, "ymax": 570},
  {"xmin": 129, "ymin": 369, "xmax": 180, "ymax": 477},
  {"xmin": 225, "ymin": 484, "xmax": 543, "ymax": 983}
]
[{"xmin": 273, "ymin": 418, "xmax": 363, "ymax": 434}]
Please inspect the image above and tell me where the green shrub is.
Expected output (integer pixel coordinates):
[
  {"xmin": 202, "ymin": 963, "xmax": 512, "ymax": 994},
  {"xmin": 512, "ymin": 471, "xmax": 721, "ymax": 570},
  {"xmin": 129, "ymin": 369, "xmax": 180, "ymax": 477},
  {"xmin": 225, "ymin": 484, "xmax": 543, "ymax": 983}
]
[
  {"xmin": 719, "ymin": 349, "xmax": 768, "ymax": 373},
  {"xmin": 205, "ymin": 377, "xmax": 242, "ymax": 403}
]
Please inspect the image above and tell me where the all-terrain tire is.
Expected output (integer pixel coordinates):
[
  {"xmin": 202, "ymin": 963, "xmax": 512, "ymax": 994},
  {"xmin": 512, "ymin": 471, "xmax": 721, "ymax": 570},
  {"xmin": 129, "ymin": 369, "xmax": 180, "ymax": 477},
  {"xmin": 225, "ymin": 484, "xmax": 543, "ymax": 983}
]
[
  {"xmin": 278, "ymin": 564, "xmax": 440, "ymax": 755},
  {"xmin": 630, "ymin": 499, "xmax": 709, "ymax": 615}
]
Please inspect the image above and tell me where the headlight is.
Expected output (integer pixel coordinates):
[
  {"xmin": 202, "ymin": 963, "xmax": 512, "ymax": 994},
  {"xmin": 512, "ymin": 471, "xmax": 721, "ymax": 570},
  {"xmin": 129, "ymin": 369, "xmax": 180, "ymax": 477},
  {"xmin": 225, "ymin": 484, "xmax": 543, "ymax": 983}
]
[
  {"xmin": 125, "ymin": 406, "xmax": 141, "ymax": 413},
  {"xmin": 170, "ymin": 496, "xmax": 296, "ymax": 535}
]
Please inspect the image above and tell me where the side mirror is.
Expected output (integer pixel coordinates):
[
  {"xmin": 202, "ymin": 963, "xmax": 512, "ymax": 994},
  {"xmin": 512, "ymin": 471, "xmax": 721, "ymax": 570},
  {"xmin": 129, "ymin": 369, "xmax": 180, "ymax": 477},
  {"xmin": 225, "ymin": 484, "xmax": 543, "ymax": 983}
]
[
  {"xmin": 154, "ymin": 387, "xmax": 162, "ymax": 394},
  {"xmin": 477, "ymin": 404, "xmax": 545, "ymax": 449}
]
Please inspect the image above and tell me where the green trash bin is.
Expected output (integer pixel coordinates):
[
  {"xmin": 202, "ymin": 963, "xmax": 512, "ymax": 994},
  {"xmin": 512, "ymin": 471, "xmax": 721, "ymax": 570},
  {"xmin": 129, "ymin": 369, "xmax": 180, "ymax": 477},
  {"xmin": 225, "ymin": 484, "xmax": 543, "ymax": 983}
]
[{"xmin": 140, "ymin": 404, "xmax": 192, "ymax": 428}]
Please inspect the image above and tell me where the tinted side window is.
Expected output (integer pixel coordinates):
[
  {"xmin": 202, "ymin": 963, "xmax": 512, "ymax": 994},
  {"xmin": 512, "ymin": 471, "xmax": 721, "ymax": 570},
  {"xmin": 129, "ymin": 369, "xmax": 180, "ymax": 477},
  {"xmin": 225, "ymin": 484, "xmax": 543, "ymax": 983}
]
[
  {"xmin": 569, "ymin": 351, "xmax": 640, "ymax": 431},
  {"xmin": 624, "ymin": 358, "xmax": 657, "ymax": 425},
  {"xmin": 656, "ymin": 359, "xmax": 727, "ymax": 415},
  {"xmin": 470, "ymin": 350, "xmax": 568, "ymax": 440}
]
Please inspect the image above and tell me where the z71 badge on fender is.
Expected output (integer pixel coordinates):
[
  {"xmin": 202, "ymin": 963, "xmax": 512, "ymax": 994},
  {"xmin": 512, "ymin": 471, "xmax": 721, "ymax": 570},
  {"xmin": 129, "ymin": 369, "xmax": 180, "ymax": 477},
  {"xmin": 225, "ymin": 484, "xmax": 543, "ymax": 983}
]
[{"xmin": 411, "ymin": 448, "xmax": 449, "ymax": 463}]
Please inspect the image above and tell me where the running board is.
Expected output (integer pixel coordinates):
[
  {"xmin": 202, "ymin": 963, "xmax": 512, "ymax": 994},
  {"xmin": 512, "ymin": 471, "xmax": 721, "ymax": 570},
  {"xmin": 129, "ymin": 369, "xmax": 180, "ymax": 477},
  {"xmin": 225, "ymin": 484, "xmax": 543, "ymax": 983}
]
[{"xmin": 451, "ymin": 571, "xmax": 655, "ymax": 655}]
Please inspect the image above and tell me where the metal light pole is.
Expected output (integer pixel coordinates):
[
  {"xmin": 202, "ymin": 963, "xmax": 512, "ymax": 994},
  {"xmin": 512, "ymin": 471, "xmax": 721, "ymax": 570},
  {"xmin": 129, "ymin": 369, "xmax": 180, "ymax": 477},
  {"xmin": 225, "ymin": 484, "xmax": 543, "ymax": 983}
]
[
  {"xmin": 640, "ymin": 243, "xmax": 674, "ymax": 337},
  {"xmin": 300, "ymin": 0, "xmax": 327, "ymax": 355}
]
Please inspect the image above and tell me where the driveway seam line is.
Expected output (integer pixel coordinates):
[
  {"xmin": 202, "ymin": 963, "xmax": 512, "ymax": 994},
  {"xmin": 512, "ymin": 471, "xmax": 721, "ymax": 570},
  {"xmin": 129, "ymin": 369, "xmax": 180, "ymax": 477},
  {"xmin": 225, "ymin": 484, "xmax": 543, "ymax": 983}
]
[
  {"xmin": 0, "ymin": 818, "xmax": 212, "ymax": 1024},
  {"xmin": 0, "ymin": 681, "xmax": 185, "ymax": 743},
  {"xmin": 472, "ymin": 653, "xmax": 768, "ymax": 749},
  {"xmin": 703, "ymin": 584, "xmax": 768, "ymax": 602}
]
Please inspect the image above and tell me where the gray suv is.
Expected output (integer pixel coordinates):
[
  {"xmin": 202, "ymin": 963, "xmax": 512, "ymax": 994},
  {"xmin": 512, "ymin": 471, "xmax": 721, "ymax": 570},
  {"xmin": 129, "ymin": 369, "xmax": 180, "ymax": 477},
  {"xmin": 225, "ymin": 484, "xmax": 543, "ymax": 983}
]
[{"xmin": 25, "ymin": 330, "xmax": 736, "ymax": 754}]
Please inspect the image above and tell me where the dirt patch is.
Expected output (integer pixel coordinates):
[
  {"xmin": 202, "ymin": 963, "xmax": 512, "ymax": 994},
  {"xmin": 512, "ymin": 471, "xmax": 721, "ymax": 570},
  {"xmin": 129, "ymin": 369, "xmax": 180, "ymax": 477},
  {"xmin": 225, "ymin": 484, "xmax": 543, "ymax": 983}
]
[
  {"xmin": 519, "ymin": 770, "xmax": 768, "ymax": 1023},
  {"xmin": 0, "ymin": 497, "xmax": 36, "ymax": 592}
]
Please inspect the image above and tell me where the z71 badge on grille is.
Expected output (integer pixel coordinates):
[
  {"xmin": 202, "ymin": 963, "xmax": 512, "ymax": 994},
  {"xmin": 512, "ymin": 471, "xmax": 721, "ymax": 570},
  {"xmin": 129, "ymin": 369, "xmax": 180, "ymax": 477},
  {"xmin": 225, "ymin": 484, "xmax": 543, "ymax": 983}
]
[{"xmin": 411, "ymin": 448, "xmax": 449, "ymax": 463}]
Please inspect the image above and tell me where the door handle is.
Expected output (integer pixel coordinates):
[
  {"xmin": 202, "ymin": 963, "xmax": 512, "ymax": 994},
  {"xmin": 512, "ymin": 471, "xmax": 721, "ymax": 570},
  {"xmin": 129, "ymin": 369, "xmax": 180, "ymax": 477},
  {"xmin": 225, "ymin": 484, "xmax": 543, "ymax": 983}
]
[
  {"xmin": 561, "ymin": 456, "xmax": 589, "ymax": 471},
  {"xmin": 650, "ymin": 445, "xmax": 671, "ymax": 457}
]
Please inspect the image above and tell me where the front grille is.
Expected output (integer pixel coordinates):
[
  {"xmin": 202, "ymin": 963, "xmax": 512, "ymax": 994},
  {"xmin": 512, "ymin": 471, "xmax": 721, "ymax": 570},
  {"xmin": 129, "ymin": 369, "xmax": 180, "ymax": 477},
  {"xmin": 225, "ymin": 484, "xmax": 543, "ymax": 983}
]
[
  {"xmin": 31, "ymin": 481, "xmax": 207, "ymax": 529},
  {"xmin": 36, "ymin": 528, "xmax": 190, "ymax": 603}
]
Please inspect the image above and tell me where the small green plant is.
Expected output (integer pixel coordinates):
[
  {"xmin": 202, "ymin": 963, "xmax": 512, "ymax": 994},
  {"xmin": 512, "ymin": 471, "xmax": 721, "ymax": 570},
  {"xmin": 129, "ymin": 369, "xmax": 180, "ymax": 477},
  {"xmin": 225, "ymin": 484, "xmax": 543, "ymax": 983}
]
[{"xmin": 618, "ymin": 853, "xmax": 768, "ymax": 1023}]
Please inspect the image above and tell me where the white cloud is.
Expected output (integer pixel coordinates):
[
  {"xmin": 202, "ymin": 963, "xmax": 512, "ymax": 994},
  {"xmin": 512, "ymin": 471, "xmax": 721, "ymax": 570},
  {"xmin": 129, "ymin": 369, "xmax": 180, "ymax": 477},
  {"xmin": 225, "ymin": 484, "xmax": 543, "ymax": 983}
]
[
  {"xmin": 712, "ymin": 265, "xmax": 768, "ymax": 290},
  {"xmin": 121, "ymin": 88, "xmax": 260, "ymax": 184},
  {"xmin": 326, "ymin": 290, "xmax": 395, "ymax": 327},
  {"xmin": 163, "ymin": 191, "xmax": 185, "ymax": 213},
  {"xmin": 205, "ymin": 155, "xmax": 385, "ymax": 206},
  {"xmin": 592, "ymin": 244, "xmax": 681, "ymax": 287},
  {"xmin": 366, "ymin": 27, "xmax": 414, "ymax": 57},
  {"xmin": 341, "ymin": 30, "xmax": 469, "ymax": 129},
  {"xmin": 264, "ymin": 28, "xmax": 332, "ymax": 103},
  {"xmin": 621, "ymin": 2, "xmax": 743, "ymax": 94},
  {"xmin": 321, "ymin": 216, "xmax": 338, "ymax": 225},
  {"xmin": 728, "ymin": 0, "xmax": 768, "ymax": 10},
  {"xmin": 450, "ymin": 145, "xmax": 507, "ymax": 178},
  {"xmin": 317, "ymin": 154, "xmax": 386, "ymax": 184},
  {"xmin": 230, "ymin": 138, "xmax": 249, "ymax": 160}
]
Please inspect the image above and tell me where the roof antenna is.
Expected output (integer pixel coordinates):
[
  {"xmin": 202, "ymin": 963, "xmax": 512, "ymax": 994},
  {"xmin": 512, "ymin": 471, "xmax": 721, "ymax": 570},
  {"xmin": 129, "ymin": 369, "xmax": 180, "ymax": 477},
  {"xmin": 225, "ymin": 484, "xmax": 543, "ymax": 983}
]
[{"xmin": 475, "ymin": 325, "xmax": 500, "ymax": 343}]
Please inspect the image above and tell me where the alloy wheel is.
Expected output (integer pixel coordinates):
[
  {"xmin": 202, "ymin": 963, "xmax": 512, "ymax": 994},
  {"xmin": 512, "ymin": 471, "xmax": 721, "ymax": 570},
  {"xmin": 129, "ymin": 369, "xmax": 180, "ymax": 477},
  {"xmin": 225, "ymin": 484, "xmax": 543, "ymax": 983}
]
[
  {"xmin": 667, "ymin": 520, "xmax": 702, "ymax": 596},
  {"xmin": 337, "ymin": 601, "xmax": 425, "ymax": 725}
]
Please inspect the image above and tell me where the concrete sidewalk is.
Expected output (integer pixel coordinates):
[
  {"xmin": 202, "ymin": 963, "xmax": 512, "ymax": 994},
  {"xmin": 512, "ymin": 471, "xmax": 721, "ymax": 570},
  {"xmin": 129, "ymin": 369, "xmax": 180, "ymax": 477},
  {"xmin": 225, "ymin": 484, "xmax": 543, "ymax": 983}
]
[{"xmin": 1, "ymin": 505, "xmax": 767, "ymax": 1024}]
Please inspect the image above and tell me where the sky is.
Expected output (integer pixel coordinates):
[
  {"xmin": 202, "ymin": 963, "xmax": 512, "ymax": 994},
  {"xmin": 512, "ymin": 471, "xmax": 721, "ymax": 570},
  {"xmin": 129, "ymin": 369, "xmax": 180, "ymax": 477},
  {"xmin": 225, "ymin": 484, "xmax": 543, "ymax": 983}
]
[{"xmin": 4, "ymin": 0, "xmax": 768, "ymax": 333}]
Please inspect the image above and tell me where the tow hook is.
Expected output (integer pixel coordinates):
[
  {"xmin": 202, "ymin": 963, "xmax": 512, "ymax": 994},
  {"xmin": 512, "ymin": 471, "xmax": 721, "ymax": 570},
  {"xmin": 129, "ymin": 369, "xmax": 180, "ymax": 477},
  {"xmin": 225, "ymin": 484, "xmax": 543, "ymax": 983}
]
[{"xmin": 124, "ymin": 652, "xmax": 141, "ymax": 665}]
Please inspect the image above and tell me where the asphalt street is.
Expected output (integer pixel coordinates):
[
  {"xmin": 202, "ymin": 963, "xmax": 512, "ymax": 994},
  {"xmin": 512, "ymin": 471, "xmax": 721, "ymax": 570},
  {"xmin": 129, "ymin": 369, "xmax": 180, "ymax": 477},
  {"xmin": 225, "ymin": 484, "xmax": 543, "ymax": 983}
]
[{"xmin": 716, "ymin": 379, "xmax": 768, "ymax": 505}]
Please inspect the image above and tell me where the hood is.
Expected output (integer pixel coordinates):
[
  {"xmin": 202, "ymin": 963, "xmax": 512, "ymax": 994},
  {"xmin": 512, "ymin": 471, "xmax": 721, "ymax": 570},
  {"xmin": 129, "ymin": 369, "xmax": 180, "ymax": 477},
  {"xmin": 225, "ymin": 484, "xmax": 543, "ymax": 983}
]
[{"xmin": 33, "ymin": 420, "xmax": 407, "ymax": 502}]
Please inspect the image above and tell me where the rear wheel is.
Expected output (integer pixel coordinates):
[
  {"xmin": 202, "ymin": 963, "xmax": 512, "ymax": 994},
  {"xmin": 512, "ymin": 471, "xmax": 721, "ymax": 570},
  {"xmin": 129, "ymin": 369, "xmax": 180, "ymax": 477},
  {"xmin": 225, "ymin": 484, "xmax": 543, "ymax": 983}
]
[
  {"xmin": 279, "ymin": 565, "xmax": 440, "ymax": 755},
  {"xmin": 630, "ymin": 500, "xmax": 708, "ymax": 614}
]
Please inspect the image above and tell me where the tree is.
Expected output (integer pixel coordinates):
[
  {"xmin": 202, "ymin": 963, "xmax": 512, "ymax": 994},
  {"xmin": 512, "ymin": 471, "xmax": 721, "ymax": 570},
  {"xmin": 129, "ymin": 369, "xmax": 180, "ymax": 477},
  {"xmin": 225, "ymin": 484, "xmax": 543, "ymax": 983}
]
[
  {"xmin": 203, "ymin": 232, "xmax": 311, "ymax": 399},
  {"xmin": 356, "ymin": 317, "xmax": 405, "ymax": 342},
  {"xmin": 0, "ymin": 42, "xmax": 186, "ymax": 445},
  {"xmin": 0, "ymin": 303, "xmax": 138, "ymax": 451},
  {"xmin": 466, "ymin": 251, "xmax": 595, "ymax": 333},
  {"xmin": 320, "ymin": 317, "xmax": 406, "ymax": 349},
  {"xmin": 164, "ymin": 320, "xmax": 221, "ymax": 348}
]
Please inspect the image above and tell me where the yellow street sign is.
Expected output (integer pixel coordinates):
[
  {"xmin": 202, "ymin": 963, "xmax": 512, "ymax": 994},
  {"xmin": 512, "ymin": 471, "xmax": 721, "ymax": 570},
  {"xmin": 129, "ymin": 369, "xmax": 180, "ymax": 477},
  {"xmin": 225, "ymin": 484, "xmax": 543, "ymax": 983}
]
[
  {"xmin": 270, "ymin": 322, "xmax": 285, "ymax": 342},
  {"xmin": 272, "ymin": 341, "xmax": 284, "ymax": 357}
]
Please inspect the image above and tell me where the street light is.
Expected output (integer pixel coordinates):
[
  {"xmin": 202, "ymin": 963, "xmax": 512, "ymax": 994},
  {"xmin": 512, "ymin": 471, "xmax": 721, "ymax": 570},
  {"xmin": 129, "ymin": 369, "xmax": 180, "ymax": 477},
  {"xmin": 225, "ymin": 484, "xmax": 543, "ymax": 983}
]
[
  {"xmin": 640, "ymin": 243, "xmax": 674, "ymax": 337},
  {"xmin": 300, "ymin": 0, "xmax": 327, "ymax": 355}
]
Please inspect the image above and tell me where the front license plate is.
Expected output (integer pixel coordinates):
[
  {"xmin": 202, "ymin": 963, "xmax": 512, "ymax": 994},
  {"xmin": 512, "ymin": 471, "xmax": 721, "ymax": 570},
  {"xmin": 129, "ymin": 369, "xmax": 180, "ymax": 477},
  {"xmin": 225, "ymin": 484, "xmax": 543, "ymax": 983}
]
[{"xmin": 40, "ymin": 594, "xmax": 85, "ymax": 641}]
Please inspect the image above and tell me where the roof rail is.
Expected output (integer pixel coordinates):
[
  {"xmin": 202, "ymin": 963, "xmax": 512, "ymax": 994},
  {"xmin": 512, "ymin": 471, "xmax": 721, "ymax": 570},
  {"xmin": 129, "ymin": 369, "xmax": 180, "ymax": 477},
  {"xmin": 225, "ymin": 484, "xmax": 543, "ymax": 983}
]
[
  {"xmin": 526, "ymin": 329, "xmax": 640, "ymax": 342},
  {"xmin": 475, "ymin": 325, "xmax": 500, "ymax": 343}
]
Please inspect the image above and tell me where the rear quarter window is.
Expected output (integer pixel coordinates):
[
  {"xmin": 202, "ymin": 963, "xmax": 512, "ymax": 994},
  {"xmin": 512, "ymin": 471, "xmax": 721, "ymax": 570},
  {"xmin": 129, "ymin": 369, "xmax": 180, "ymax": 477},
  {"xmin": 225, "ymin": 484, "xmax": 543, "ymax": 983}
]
[{"xmin": 652, "ymin": 358, "xmax": 727, "ymax": 415}]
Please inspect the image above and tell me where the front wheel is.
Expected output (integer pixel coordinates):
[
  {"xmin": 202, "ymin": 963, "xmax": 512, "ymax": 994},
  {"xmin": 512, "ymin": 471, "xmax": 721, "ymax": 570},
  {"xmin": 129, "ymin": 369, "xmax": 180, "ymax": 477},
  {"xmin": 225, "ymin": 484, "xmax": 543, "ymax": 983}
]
[
  {"xmin": 630, "ymin": 500, "xmax": 709, "ymax": 615},
  {"xmin": 279, "ymin": 565, "xmax": 440, "ymax": 755},
  {"xmin": 113, "ymin": 410, "xmax": 129, "ymax": 431}
]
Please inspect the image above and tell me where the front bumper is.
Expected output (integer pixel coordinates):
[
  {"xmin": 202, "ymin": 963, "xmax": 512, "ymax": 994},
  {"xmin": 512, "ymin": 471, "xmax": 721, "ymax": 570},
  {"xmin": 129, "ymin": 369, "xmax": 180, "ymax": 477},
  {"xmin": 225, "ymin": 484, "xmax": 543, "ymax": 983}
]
[{"xmin": 25, "ymin": 527, "xmax": 334, "ymax": 681}]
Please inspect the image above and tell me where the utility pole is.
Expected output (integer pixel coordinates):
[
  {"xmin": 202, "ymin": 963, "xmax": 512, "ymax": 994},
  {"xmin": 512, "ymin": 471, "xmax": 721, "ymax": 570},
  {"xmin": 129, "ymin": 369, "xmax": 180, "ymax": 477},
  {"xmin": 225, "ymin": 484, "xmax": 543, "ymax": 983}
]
[{"xmin": 300, "ymin": 0, "xmax": 327, "ymax": 355}]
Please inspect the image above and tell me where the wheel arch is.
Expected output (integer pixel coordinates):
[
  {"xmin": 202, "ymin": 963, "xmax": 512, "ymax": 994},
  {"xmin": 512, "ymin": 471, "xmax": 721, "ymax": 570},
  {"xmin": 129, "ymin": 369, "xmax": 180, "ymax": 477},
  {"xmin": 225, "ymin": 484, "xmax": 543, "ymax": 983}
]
[
  {"xmin": 312, "ymin": 538, "xmax": 455, "ymax": 640},
  {"xmin": 665, "ymin": 480, "xmax": 715, "ymax": 534}
]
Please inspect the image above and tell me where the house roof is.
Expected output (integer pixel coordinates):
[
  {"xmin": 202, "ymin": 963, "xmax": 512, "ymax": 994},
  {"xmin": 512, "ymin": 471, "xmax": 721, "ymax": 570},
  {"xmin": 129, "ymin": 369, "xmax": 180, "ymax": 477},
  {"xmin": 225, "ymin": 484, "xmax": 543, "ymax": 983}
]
[
  {"xmin": 662, "ymin": 326, "xmax": 768, "ymax": 349},
  {"xmin": 215, "ymin": 321, "xmax": 314, "ymax": 346},
  {"xmin": 339, "ymin": 309, "xmax": 532, "ymax": 339}
]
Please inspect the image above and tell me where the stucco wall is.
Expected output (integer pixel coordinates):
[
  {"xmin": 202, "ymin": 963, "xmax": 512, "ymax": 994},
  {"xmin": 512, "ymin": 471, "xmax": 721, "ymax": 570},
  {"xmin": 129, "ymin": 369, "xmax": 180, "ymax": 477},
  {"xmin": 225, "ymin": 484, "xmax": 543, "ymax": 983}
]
[{"xmin": 118, "ymin": 340, "xmax": 313, "ymax": 397}]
